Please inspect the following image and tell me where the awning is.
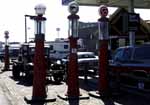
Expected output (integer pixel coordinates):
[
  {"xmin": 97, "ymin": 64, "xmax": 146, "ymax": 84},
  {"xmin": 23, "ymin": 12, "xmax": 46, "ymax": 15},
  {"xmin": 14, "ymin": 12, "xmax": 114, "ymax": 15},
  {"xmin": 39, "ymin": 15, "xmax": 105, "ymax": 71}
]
[{"xmin": 75, "ymin": 0, "xmax": 150, "ymax": 9}]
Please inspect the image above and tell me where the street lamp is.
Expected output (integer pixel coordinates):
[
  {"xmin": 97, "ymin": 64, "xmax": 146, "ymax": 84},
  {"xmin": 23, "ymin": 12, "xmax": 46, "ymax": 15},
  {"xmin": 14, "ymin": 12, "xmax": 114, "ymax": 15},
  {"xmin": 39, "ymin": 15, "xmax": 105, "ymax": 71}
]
[{"xmin": 4, "ymin": 30, "xmax": 9, "ymax": 71}]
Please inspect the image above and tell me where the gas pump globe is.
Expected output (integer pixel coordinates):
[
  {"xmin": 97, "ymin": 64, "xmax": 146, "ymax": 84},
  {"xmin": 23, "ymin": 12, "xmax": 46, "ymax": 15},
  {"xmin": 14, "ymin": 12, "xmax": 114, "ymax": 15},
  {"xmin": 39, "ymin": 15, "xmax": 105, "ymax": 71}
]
[
  {"xmin": 68, "ymin": 1, "xmax": 79, "ymax": 38},
  {"xmin": 4, "ymin": 31, "xmax": 9, "ymax": 45}
]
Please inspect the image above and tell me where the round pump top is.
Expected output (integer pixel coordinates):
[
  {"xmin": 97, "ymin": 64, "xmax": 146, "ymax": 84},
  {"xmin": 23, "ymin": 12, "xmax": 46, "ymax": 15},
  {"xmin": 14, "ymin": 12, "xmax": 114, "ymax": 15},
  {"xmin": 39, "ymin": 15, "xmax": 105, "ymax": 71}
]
[
  {"xmin": 34, "ymin": 4, "xmax": 46, "ymax": 16},
  {"xmin": 68, "ymin": 1, "xmax": 79, "ymax": 14}
]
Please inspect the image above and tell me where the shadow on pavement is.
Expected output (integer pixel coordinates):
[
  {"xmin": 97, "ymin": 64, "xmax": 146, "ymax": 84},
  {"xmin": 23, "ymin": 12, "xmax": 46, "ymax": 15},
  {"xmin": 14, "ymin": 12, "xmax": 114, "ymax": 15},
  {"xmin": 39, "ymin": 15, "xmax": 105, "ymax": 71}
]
[
  {"xmin": 101, "ymin": 97, "xmax": 115, "ymax": 105},
  {"xmin": 30, "ymin": 102, "xmax": 45, "ymax": 105},
  {"xmin": 78, "ymin": 77, "xmax": 97, "ymax": 91},
  {"xmin": 9, "ymin": 75, "xmax": 64, "ymax": 87},
  {"xmin": 111, "ymin": 93, "xmax": 150, "ymax": 105},
  {"xmin": 68, "ymin": 98, "xmax": 79, "ymax": 105}
]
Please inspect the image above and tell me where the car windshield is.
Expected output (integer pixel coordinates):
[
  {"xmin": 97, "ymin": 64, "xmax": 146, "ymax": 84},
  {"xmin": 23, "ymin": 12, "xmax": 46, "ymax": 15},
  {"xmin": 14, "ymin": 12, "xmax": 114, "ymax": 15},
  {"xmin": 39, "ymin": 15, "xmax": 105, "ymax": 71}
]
[
  {"xmin": 78, "ymin": 53, "xmax": 96, "ymax": 59},
  {"xmin": 64, "ymin": 52, "xmax": 96, "ymax": 59}
]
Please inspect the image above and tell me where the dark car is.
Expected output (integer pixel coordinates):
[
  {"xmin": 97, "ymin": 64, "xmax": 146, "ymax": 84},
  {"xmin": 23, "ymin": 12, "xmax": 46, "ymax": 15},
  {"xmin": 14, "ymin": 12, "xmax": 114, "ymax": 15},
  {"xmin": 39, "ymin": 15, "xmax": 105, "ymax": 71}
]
[
  {"xmin": 62, "ymin": 52, "xmax": 98, "ymax": 74},
  {"xmin": 109, "ymin": 44, "xmax": 150, "ymax": 95}
]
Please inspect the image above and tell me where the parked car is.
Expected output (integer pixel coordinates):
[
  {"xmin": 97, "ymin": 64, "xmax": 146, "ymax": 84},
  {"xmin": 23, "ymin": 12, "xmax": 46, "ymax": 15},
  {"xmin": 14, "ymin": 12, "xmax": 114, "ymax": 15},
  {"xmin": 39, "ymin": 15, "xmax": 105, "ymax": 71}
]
[
  {"xmin": 109, "ymin": 44, "xmax": 150, "ymax": 95},
  {"xmin": 0, "ymin": 43, "xmax": 21, "ymax": 62},
  {"xmin": 61, "ymin": 51, "xmax": 99, "ymax": 74}
]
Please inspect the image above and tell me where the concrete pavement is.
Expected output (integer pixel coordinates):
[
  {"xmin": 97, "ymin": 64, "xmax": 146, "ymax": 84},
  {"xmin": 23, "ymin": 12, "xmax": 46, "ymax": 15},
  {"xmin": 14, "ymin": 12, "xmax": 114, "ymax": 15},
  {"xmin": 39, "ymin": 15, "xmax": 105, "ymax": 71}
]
[
  {"xmin": 0, "ymin": 60, "xmax": 149, "ymax": 105},
  {"xmin": 0, "ymin": 77, "xmax": 12, "ymax": 105}
]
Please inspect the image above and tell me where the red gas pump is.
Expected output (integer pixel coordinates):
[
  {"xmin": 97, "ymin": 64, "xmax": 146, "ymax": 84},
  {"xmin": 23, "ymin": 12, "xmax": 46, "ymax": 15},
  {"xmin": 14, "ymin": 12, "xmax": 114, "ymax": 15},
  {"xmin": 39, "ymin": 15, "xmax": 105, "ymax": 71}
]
[
  {"xmin": 24, "ymin": 4, "xmax": 56, "ymax": 103},
  {"xmin": 89, "ymin": 5, "xmax": 109, "ymax": 98},
  {"xmin": 58, "ymin": 1, "xmax": 89, "ymax": 100},
  {"xmin": 67, "ymin": 1, "xmax": 80, "ymax": 97},
  {"xmin": 98, "ymin": 5, "xmax": 109, "ymax": 97},
  {"xmin": 4, "ymin": 31, "xmax": 10, "ymax": 71}
]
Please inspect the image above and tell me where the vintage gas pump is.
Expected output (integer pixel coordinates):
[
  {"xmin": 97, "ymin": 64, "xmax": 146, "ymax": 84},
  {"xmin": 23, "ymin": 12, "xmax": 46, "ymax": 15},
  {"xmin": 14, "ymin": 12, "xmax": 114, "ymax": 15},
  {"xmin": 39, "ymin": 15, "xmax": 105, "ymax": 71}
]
[
  {"xmin": 4, "ymin": 30, "xmax": 10, "ymax": 71},
  {"xmin": 98, "ymin": 5, "xmax": 109, "ymax": 97},
  {"xmin": 57, "ymin": 2, "xmax": 89, "ymax": 100},
  {"xmin": 89, "ymin": 5, "xmax": 109, "ymax": 98},
  {"xmin": 32, "ymin": 4, "xmax": 47, "ymax": 99},
  {"xmin": 24, "ymin": 4, "xmax": 56, "ymax": 103},
  {"xmin": 67, "ymin": 1, "xmax": 80, "ymax": 97}
]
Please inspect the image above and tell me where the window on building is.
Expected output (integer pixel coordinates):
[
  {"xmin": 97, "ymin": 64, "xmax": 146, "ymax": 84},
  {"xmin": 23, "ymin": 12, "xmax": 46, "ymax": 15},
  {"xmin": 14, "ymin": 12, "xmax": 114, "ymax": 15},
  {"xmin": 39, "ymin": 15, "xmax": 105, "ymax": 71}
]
[
  {"xmin": 50, "ymin": 45, "xmax": 53, "ymax": 50},
  {"xmin": 64, "ymin": 45, "xmax": 68, "ymax": 49}
]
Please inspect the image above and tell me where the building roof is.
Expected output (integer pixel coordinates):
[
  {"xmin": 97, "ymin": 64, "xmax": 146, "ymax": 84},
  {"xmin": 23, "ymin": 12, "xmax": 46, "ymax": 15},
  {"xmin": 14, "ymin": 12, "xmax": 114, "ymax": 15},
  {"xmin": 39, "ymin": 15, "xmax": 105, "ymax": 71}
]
[
  {"xmin": 79, "ymin": 8, "xmax": 150, "ymax": 40},
  {"xmin": 109, "ymin": 7, "xmax": 150, "ymax": 39}
]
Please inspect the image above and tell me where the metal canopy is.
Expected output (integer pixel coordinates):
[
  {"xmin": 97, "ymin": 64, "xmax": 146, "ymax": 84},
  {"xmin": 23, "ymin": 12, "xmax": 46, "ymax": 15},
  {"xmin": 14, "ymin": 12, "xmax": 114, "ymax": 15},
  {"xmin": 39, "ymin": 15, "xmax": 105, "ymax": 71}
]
[{"xmin": 75, "ymin": 0, "xmax": 150, "ymax": 9}]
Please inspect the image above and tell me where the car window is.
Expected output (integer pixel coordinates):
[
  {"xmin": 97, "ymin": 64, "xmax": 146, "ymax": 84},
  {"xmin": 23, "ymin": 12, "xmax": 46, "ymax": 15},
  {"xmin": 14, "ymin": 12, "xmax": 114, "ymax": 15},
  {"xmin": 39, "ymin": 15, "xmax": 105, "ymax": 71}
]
[
  {"xmin": 78, "ymin": 55, "xmax": 83, "ymax": 59},
  {"xmin": 87, "ymin": 54, "xmax": 96, "ymax": 58},
  {"xmin": 133, "ymin": 46, "xmax": 150, "ymax": 59},
  {"xmin": 122, "ymin": 48, "xmax": 132, "ymax": 61},
  {"xmin": 113, "ymin": 48, "xmax": 132, "ymax": 62},
  {"xmin": 113, "ymin": 49, "xmax": 124, "ymax": 61}
]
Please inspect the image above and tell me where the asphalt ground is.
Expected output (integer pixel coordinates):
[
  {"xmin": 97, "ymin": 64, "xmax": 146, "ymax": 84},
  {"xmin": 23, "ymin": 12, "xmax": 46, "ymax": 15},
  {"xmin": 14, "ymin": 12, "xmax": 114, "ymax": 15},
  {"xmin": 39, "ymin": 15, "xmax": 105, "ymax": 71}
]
[{"xmin": 0, "ymin": 63, "xmax": 150, "ymax": 105}]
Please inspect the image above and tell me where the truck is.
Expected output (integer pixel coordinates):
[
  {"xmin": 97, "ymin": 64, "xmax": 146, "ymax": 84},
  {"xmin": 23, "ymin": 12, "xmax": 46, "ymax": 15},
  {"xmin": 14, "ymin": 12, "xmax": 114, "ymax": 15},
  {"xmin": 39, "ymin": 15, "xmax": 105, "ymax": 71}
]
[
  {"xmin": 48, "ymin": 38, "xmax": 85, "ymax": 60},
  {"xmin": 109, "ymin": 44, "xmax": 150, "ymax": 95},
  {"xmin": 12, "ymin": 42, "xmax": 65, "ymax": 83},
  {"xmin": 49, "ymin": 39, "xmax": 69, "ymax": 60}
]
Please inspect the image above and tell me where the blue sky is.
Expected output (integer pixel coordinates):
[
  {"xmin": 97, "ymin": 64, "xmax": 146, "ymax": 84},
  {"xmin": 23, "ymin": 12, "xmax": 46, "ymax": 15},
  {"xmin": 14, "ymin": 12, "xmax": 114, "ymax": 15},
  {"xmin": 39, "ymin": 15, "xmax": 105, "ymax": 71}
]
[{"xmin": 0, "ymin": 0, "xmax": 150, "ymax": 42}]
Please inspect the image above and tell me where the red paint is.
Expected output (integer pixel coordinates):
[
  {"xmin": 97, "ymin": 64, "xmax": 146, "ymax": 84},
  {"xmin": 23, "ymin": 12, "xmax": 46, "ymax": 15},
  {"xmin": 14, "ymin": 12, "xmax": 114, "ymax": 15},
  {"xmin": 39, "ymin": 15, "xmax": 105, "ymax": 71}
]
[
  {"xmin": 4, "ymin": 45, "xmax": 9, "ymax": 70},
  {"xmin": 32, "ymin": 38, "xmax": 47, "ymax": 98},
  {"xmin": 67, "ymin": 37, "xmax": 79, "ymax": 97},
  {"xmin": 98, "ymin": 40, "xmax": 109, "ymax": 94}
]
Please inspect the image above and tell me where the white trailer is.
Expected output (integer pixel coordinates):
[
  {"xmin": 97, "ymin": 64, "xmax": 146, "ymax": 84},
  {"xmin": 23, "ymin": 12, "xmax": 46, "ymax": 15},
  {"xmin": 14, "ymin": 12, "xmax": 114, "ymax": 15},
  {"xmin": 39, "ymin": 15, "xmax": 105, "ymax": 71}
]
[{"xmin": 49, "ymin": 39, "xmax": 70, "ymax": 60}]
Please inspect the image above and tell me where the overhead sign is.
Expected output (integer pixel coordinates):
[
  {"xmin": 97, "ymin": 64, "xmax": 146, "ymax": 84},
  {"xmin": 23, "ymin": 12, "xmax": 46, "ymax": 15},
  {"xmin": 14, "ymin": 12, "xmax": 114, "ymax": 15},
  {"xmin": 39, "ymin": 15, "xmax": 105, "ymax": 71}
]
[
  {"xmin": 62, "ymin": 0, "xmax": 74, "ymax": 5},
  {"xmin": 128, "ymin": 13, "xmax": 140, "ymax": 31}
]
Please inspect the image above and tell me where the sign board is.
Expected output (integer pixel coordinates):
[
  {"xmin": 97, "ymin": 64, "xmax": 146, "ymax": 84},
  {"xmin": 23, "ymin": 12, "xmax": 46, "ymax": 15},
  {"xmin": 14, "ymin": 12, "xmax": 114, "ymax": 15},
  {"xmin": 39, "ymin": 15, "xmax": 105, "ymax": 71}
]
[
  {"xmin": 62, "ymin": 0, "xmax": 74, "ymax": 5},
  {"xmin": 128, "ymin": 13, "xmax": 140, "ymax": 31}
]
